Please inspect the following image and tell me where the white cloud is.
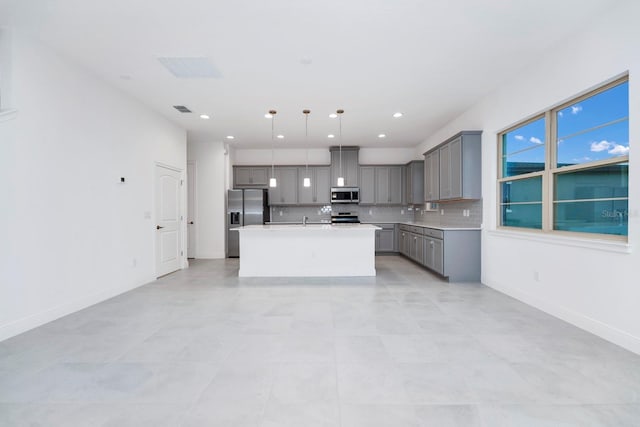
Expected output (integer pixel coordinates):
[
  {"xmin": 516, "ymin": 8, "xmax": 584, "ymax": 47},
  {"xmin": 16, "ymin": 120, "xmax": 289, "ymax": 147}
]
[
  {"xmin": 571, "ymin": 105, "xmax": 583, "ymax": 115},
  {"xmin": 590, "ymin": 140, "xmax": 611, "ymax": 152},
  {"xmin": 558, "ymin": 111, "xmax": 564, "ymax": 118},
  {"xmin": 590, "ymin": 140, "xmax": 630, "ymax": 156},
  {"xmin": 514, "ymin": 135, "xmax": 524, "ymax": 141},
  {"xmin": 529, "ymin": 137, "xmax": 543, "ymax": 144},
  {"xmin": 608, "ymin": 144, "xmax": 629, "ymax": 156}
]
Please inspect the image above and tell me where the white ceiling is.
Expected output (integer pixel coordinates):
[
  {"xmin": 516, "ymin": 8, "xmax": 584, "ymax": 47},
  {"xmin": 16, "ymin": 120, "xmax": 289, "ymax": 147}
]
[{"xmin": 1, "ymin": 0, "xmax": 620, "ymax": 148}]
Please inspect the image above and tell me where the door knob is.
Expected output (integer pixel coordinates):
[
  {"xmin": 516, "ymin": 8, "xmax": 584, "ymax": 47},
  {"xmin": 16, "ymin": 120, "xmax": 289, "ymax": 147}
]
[{"xmin": 156, "ymin": 225, "xmax": 164, "ymax": 230}]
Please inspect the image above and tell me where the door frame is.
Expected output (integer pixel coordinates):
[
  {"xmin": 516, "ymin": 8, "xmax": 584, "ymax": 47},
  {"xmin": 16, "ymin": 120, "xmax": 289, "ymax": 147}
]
[
  {"xmin": 154, "ymin": 161, "xmax": 187, "ymax": 277},
  {"xmin": 187, "ymin": 160, "xmax": 198, "ymax": 259}
]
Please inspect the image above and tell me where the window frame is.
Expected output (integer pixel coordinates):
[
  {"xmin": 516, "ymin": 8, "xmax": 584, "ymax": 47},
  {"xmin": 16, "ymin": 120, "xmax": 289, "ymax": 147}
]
[{"xmin": 497, "ymin": 76, "xmax": 629, "ymax": 242}]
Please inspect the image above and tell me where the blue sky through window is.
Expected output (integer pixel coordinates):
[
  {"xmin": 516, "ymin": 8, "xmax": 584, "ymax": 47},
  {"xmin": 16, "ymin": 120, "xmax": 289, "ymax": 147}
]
[{"xmin": 502, "ymin": 81, "xmax": 628, "ymax": 174}]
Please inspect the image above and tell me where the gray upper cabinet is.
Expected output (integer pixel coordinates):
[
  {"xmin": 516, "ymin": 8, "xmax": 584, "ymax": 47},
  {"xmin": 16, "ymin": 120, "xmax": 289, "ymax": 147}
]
[
  {"xmin": 233, "ymin": 166, "xmax": 269, "ymax": 188},
  {"xmin": 383, "ymin": 166, "xmax": 403, "ymax": 205},
  {"xmin": 314, "ymin": 166, "xmax": 331, "ymax": 204},
  {"xmin": 424, "ymin": 151, "xmax": 439, "ymax": 202},
  {"xmin": 405, "ymin": 160, "xmax": 424, "ymax": 205},
  {"xmin": 425, "ymin": 131, "xmax": 481, "ymax": 201},
  {"xmin": 330, "ymin": 147, "xmax": 359, "ymax": 187},
  {"xmin": 297, "ymin": 166, "xmax": 331, "ymax": 205},
  {"xmin": 359, "ymin": 167, "xmax": 375, "ymax": 204},
  {"xmin": 269, "ymin": 167, "xmax": 298, "ymax": 205},
  {"xmin": 361, "ymin": 166, "xmax": 403, "ymax": 205}
]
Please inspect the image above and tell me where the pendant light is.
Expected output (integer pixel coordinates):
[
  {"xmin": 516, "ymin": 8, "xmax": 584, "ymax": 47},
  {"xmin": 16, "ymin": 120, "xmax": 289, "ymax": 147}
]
[
  {"xmin": 269, "ymin": 110, "xmax": 277, "ymax": 188},
  {"xmin": 303, "ymin": 109, "xmax": 311, "ymax": 187},
  {"xmin": 336, "ymin": 109, "xmax": 345, "ymax": 187}
]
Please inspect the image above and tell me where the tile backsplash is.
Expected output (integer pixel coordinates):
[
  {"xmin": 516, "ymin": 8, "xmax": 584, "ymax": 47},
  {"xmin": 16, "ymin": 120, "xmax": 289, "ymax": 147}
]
[
  {"xmin": 269, "ymin": 200, "xmax": 482, "ymax": 227},
  {"xmin": 269, "ymin": 204, "xmax": 416, "ymax": 223},
  {"xmin": 413, "ymin": 200, "xmax": 482, "ymax": 227}
]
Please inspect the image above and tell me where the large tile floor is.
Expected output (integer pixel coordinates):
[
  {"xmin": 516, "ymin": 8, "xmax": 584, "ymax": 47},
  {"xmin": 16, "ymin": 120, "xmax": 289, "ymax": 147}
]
[{"xmin": 1, "ymin": 256, "xmax": 639, "ymax": 426}]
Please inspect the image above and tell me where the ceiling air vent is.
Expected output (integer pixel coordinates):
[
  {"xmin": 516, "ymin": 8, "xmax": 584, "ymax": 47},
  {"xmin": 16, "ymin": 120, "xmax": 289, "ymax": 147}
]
[
  {"xmin": 173, "ymin": 105, "xmax": 192, "ymax": 113},
  {"xmin": 157, "ymin": 57, "xmax": 222, "ymax": 79}
]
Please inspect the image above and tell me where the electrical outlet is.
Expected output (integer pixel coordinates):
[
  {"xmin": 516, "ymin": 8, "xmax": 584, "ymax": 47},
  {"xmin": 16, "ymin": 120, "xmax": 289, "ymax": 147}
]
[
  {"xmin": 401, "ymin": 209, "xmax": 405, "ymax": 215},
  {"xmin": 369, "ymin": 209, "xmax": 372, "ymax": 215},
  {"xmin": 533, "ymin": 271, "xmax": 540, "ymax": 282},
  {"xmin": 131, "ymin": 258, "xmax": 137, "ymax": 268},
  {"xmin": 279, "ymin": 210, "xmax": 283, "ymax": 216},
  {"xmin": 440, "ymin": 209, "xmax": 444, "ymax": 215}
]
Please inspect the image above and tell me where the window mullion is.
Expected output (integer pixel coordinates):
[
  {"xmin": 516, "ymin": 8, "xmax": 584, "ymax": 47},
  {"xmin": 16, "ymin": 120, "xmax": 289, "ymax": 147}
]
[{"xmin": 543, "ymin": 110, "xmax": 554, "ymax": 232}]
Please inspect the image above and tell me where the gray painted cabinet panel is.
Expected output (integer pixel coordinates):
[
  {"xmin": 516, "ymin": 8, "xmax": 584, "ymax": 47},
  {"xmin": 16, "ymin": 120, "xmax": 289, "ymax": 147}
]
[
  {"xmin": 374, "ymin": 224, "xmax": 396, "ymax": 253},
  {"xmin": 269, "ymin": 167, "xmax": 298, "ymax": 205},
  {"xmin": 405, "ymin": 161, "xmax": 424, "ymax": 205},
  {"xmin": 233, "ymin": 167, "xmax": 270, "ymax": 188},
  {"xmin": 331, "ymin": 148, "xmax": 359, "ymax": 187},
  {"xmin": 297, "ymin": 166, "xmax": 331, "ymax": 205},
  {"xmin": 424, "ymin": 131, "xmax": 481, "ymax": 201},
  {"xmin": 398, "ymin": 224, "xmax": 480, "ymax": 282},
  {"xmin": 359, "ymin": 167, "xmax": 376, "ymax": 204},
  {"xmin": 424, "ymin": 151, "xmax": 439, "ymax": 202}
]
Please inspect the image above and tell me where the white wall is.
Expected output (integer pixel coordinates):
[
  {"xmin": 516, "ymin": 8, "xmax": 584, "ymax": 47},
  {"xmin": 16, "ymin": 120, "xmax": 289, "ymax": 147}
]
[
  {"xmin": 416, "ymin": 1, "xmax": 640, "ymax": 354},
  {"xmin": 0, "ymin": 32, "xmax": 186, "ymax": 341},
  {"xmin": 187, "ymin": 140, "xmax": 227, "ymax": 259},
  {"xmin": 233, "ymin": 147, "xmax": 419, "ymax": 166},
  {"xmin": 0, "ymin": 28, "xmax": 13, "ymax": 111}
]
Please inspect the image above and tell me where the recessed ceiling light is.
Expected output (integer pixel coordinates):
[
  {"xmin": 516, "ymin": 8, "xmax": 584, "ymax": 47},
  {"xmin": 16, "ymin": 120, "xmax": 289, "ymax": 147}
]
[
  {"xmin": 378, "ymin": 134, "xmax": 386, "ymax": 138},
  {"xmin": 226, "ymin": 135, "xmax": 234, "ymax": 140},
  {"xmin": 199, "ymin": 114, "xmax": 210, "ymax": 120},
  {"xmin": 277, "ymin": 134, "xmax": 284, "ymax": 139},
  {"xmin": 393, "ymin": 112, "xmax": 403, "ymax": 118},
  {"xmin": 264, "ymin": 113, "xmax": 273, "ymax": 119},
  {"xmin": 327, "ymin": 134, "xmax": 335, "ymax": 138},
  {"xmin": 329, "ymin": 113, "xmax": 337, "ymax": 118}
]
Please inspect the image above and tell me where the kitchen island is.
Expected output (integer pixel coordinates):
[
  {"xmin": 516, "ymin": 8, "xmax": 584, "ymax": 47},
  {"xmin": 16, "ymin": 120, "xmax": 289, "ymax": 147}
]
[{"xmin": 236, "ymin": 224, "xmax": 380, "ymax": 277}]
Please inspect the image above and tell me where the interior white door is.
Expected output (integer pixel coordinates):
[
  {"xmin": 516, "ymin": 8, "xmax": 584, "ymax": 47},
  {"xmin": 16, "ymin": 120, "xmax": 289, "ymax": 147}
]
[
  {"xmin": 187, "ymin": 161, "xmax": 196, "ymax": 258},
  {"xmin": 155, "ymin": 164, "xmax": 182, "ymax": 277}
]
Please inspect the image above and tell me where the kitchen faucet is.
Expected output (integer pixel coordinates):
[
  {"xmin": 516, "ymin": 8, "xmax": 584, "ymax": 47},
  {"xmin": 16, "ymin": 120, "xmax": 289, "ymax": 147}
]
[{"xmin": 302, "ymin": 215, "xmax": 308, "ymax": 226}]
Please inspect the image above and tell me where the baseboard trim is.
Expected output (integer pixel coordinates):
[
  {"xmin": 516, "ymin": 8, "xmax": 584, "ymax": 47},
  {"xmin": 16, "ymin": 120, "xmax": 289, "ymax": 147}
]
[
  {"xmin": 0, "ymin": 276, "xmax": 155, "ymax": 342},
  {"xmin": 485, "ymin": 279, "xmax": 640, "ymax": 356},
  {"xmin": 194, "ymin": 251, "xmax": 226, "ymax": 259}
]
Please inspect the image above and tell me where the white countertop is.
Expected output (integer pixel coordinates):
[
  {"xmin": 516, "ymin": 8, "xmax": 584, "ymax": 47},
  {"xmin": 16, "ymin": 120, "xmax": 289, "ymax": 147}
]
[
  {"xmin": 399, "ymin": 222, "xmax": 481, "ymax": 231},
  {"xmin": 238, "ymin": 224, "xmax": 380, "ymax": 231},
  {"xmin": 360, "ymin": 221, "xmax": 481, "ymax": 231}
]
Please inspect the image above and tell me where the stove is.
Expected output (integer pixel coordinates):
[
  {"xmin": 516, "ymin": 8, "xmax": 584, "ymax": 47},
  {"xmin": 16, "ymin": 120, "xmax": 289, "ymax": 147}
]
[{"xmin": 331, "ymin": 212, "xmax": 360, "ymax": 224}]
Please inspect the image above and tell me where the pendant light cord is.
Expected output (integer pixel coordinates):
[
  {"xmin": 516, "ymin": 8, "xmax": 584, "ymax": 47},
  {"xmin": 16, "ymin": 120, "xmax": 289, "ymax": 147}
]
[
  {"xmin": 339, "ymin": 111, "xmax": 343, "ymax": 179},
  {"xmin": 305, "ymin": 112, "xmax": 309, "ymax": 175},
  {"xmin": 271, "ymin": 113, "xmax": 275, "ymax": 178}
]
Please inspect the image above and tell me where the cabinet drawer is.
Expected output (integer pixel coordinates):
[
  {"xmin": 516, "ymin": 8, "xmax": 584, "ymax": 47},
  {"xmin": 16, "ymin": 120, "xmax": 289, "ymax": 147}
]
[{"xmin": 423, "ymin": 228, "xmax": 443, "ymax": 239}]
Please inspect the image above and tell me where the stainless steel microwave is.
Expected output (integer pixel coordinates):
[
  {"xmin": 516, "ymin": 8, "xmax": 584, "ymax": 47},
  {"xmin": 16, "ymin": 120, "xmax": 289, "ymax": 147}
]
[{"xmin": 331, "ymin": 187, "xmax": 359, "ymax": 204}]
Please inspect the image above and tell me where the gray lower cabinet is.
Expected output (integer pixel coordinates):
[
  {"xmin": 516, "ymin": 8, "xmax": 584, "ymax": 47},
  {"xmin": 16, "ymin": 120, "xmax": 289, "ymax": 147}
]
[
  {"xmin": 424, "ymin": 236, "xmax": 444, "ymax": 275},
  {"xmin": 297, "ymin": 166, "xmax": 331, "ymax": 205},
  {"xmin": 374, "ymin": 223, "xmax": 396, "ymax": 253},
  {"xmin": 233, "ymin": 166, "xmax": 269, "ymax": 188},
  {"xmin": 398, "ymin": 224, "xmax": 480, "ymax": 282},
  {"xmin": 269, "ymin": 167, "xmax": 298, "ymax": 205}
]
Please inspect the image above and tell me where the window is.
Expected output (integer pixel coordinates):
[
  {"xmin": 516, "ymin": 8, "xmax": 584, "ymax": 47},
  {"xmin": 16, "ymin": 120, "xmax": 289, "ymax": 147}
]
[{"xmin": 498, "ymin": 77, "xmax": 629, "ymax": 239}]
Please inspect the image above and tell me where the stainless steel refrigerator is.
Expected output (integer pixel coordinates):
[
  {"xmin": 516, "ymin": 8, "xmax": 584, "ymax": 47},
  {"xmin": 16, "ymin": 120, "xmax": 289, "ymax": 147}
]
[{"xmin": 227, "ymin": 189, "xmax": 270, "ymax": 257}]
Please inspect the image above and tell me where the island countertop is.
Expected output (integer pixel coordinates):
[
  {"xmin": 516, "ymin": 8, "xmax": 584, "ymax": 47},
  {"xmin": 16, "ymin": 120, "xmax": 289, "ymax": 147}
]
[{"xmin": 237, "ymin": 223, "xmax": 379, "ymax": 277}]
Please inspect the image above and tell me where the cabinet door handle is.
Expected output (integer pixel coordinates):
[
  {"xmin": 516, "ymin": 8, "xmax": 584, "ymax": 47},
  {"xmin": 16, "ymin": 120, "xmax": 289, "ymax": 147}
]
[{"xmin": 156, "ymin": 225, "xmax": 164, "ymax": 230}]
